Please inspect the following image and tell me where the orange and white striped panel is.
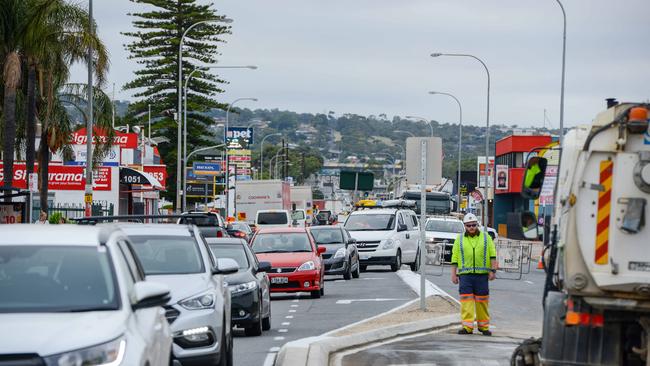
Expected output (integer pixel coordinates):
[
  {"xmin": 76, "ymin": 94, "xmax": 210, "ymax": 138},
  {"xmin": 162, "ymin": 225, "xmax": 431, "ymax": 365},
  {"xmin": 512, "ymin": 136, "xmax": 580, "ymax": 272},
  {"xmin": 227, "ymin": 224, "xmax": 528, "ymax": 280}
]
[{"xmin": 595, "ymin": 160, "xmax": 613, "ymax": 265}]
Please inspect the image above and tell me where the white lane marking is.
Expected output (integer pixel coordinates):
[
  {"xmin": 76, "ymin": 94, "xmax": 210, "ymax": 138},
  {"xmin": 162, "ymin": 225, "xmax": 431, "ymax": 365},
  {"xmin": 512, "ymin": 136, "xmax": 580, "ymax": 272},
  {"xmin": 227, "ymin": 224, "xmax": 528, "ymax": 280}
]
[
  {"xmin": 336, "ymin": 298, "xmax": 410, "ymax": 305},
  {"xmin": 278, "ymin": 329, "xmax": 288, "ymax": 333},
  {"xmin": 292, "ymin": 299, "xmax": 299, "ymax": 303},
  {"xmin": 269, "ymin": 347, "xmax": 281, "ymax": 352},
  {"xmin": 290, "ymin": 304, "xmax": 299, "ymax": 307},
  {"xmin": 274, "ymin": 336, "xmax": 285, "ymax": 341},
  {"xmin": 263, "ymin": 352, "xmax": 276, "ymax": 366},
  {"xmin": 525, "ymin": 280, "xmax": 534, "ymax": 285},
  {"xmin": 360, "ymin": 277, "xmax": 385, "ymax": 280},
  {"xmin": 289, "ymin": 309, "xmax": 297, "ymax": 313},
  {"xmin": 285, "ymin": 315, "xmax": 294, "ymax": 319},
  {"xmin": 480, "ymin": 360, "xmax": 500, "ymax": 366},
  {"xmin": 281, "ymin": 322, "xmax": 291, "ymax": 326},
  {"xmin": 334, "ymin": 280, "xmax": 346, "ymax": 283}
]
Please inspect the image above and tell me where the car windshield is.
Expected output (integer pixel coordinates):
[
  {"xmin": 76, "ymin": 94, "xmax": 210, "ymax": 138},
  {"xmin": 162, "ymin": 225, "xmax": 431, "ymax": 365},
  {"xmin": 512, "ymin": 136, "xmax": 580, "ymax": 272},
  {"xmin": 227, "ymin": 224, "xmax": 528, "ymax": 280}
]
[
  {"xmin": 426, "ymin": 220, "xmax": 464, "ymax": 233},
  {"xmin": 208, "ymin": 245, "xmax": 249, "ymax": 270},
  {"xmin": 0, "ymin": 245, "xmax": 119, "ymax": 313},
  {"xmin": 251, "ymin": 233, "xmax": 312, "ymax": 253},
  {"xmin": 345, "ymin": 214, "xmax": 395, "ymax": 231},
  {"xmin": 311, "ymin": 229, "xmax": 343, "ymax": 244},
  {"xmin": 179, "ymin": 215, "xmax": 218, "ymax": 227},
  {"xmin": 257, "ymin": 212, "xmax": 288, "ymax": 225},
  {"xmin": 129, "ymin": 235, "xmax": 204, "ymax": 275}
]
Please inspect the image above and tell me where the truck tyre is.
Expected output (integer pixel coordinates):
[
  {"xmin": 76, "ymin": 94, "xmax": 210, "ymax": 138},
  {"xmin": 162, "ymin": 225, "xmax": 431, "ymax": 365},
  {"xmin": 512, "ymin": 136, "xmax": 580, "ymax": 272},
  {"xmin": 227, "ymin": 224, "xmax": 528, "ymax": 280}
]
[
  {"xmin": 391, "ymin": 250, "xmax": 402, "ymax": 272},
  {"xmin": 409, "ymin": 250, "xmax": 420, "ymax": 272}
]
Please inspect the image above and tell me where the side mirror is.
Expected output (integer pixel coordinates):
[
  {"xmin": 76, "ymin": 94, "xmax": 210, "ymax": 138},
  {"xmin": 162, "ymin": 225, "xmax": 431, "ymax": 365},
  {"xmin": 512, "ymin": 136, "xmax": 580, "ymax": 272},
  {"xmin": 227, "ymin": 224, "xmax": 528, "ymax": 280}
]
[
  {"xmin": 132, "ymin": 281, "xmax": 171, "ymax": 310},
  {"xmin": 348, "ymin": 238, "xmax": 357, "ymax": 244},
  {"xmin": 520, "ymin": 211, "xmax": 540, "ymax": 240},
  {"xmin": 397, "ymin": 223, "xmax": 408, "ymax": 232},
  {"xmin": 258, "ymin": 261, "xmax": 272, "ymax": 273},
  {"xmin": 317, "ymin": 246, "xmax": 326, "ymax": 255},
  {"xmin": 213, "ymin": 258, "xmax": 239, "ymax": 275},
  {"xmin": 521, "ymin": 157, "xmax": 548, "ymax": 199}
]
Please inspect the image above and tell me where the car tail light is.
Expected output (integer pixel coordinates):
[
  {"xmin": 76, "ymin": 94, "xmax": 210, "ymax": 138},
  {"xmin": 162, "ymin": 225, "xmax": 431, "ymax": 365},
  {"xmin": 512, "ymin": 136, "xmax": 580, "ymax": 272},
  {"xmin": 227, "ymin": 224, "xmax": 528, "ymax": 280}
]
[{"xmin": 217, "ymin": 231, "xmax": 223, "ymax": 238}]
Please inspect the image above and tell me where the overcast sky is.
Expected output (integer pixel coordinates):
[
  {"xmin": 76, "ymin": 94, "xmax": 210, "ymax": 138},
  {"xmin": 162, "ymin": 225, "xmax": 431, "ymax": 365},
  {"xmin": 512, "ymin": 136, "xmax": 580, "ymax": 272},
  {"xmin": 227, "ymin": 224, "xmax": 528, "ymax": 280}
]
[{"xmin": 70, "ymin": 0, "xmax": 650, "ymax": 128}]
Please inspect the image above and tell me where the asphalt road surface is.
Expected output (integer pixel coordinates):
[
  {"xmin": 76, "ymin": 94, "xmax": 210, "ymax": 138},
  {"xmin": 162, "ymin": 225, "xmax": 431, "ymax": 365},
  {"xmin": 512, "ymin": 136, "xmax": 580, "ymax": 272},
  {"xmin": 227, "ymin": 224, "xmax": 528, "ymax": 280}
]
[
  {"xmin": 233, "ymin": 267, "xmax": 418, "ymax": 366},
  {"xmin": 339, "ymin": 266, "xmax": 546, "ymax": 365}
]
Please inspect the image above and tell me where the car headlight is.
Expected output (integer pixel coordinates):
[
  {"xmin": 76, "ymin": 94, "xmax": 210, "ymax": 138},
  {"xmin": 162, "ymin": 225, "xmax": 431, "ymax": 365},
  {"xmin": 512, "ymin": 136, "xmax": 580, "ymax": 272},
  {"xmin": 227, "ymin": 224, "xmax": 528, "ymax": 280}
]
[
  {"xmin": 297, "ymin": 260, "xmax": 315, "ymax": 271},
  {"xmin": 228, "ymin": 280, "xmax": 257, "ymax": 294},
  {"xmin": 179, "ymin": 292, "xmax": 215, "ymax": 310},
  {"xmin": 44, "ymin": 337, "xmax": 125, "ymax": 366},
  {"xmin": 381, "ymin": 239, "xmax": 395, "ymax": 249},
  {"xmin": 333, "ymin": 247, "xmax": 347, "ymax": 259}
]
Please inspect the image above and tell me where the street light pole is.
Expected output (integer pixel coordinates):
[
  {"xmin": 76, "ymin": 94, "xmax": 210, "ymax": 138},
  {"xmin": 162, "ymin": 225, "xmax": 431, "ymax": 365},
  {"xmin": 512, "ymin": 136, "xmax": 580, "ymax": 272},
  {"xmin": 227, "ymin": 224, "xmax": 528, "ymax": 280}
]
[
  {"xmin": 555, "ymin": 0, "xmax": 567, "ymax": 145},
  {"xmin": 405, "ymin": 116, "xmax": 434, "ymax": 137},
  {"xmin": 177, "ymin": 17, "xmax": 233, "ymax": 212},
  {"xmin": 429, "ymin": 91, "xmax": 463, "ymax": 212},
  {"xmin": 260, "ymin": 133, "xmax": 282, "ymax": 179},
  {"xmin": 431, "ymin": 52, "xmax": 491, "ymax": 227},
  {"xmin": 182, "ymin": 66, "xmax": 257, "ymax": 211},
  {"xmin": 84, "ymin": 0, "xmax": 94, "ymax": 217},
  {"xmin": 225, "ymin": 97, "xmax": 258, "ymax": 218},
  {"xmin": 394, "ymin": 130, "xmax": 416, "ymax": 138}
]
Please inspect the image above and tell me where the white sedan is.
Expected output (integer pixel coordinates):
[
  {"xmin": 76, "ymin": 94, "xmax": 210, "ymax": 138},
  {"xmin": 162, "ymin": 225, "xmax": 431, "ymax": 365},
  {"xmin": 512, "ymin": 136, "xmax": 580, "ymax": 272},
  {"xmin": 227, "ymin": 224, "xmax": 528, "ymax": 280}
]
[{"xmin": 0, "ymin": 225, "xmax": 172, "ymax": 365}]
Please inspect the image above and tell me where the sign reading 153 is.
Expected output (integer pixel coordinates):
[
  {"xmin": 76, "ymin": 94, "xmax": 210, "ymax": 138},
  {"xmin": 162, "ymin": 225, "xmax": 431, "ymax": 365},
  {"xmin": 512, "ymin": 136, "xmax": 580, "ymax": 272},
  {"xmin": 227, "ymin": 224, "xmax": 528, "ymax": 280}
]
[{"xmin": 149, "ymin": 171, "xmax": 164, "ymax": 183}]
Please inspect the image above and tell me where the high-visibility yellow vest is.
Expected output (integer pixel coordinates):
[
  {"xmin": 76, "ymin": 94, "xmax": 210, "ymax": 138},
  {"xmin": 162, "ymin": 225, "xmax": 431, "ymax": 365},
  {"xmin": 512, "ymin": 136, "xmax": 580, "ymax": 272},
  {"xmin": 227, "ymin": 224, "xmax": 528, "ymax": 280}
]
[{"xmin": 451, "ymin": 232, "xmax": 497, "ymax": 275}]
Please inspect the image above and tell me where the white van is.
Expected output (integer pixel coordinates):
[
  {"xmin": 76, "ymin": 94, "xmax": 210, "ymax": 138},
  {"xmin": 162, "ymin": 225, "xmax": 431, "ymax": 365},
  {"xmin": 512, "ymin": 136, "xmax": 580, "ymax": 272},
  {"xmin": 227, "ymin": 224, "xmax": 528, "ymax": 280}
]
[
  {"xmin": 256, "ymin": 209, "xmax": 292, "ymax": 228},
  {"xmin": 291, "ymin": 209, "xmax": 307, "ymax": 227},
  {"xmin": 343, "ymin": 207, "xmax": 421, "ymax": 272}
]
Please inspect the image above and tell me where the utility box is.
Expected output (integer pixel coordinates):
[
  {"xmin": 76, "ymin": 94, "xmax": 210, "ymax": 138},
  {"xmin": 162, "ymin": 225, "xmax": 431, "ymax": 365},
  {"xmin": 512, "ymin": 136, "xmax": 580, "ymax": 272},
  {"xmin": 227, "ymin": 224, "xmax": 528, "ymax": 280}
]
[{"xmin": 405, "ymin": 137, "xmax": 442, "ymax": 185}]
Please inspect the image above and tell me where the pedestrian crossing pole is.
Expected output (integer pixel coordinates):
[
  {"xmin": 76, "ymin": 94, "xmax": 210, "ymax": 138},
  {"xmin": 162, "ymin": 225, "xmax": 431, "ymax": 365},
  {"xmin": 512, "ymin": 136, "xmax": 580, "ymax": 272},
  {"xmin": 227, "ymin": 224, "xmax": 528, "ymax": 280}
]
[{"xmin": 419, "ymin": 140, "xmax": 427, "ymax": 311}]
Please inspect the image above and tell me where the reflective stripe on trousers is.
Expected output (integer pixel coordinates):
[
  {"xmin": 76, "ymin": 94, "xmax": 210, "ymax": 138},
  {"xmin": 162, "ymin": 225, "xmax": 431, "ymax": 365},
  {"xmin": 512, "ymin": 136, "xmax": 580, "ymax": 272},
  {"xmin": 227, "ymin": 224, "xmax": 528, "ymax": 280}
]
[{"xmin": 459, "ymin": 274, "xmax": 490, "ymax": 331}]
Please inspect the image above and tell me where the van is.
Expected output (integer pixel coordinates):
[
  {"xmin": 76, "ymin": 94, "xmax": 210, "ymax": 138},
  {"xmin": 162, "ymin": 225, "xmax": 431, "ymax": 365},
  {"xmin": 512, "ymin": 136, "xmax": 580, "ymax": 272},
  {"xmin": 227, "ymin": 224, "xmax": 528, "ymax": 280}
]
[
  {"xmin": 256, "ymin": 209, "xmax": 291, "ymax": 228},
  {"xmin": 343, "ymin": 207, "xmax": 421, "ymax": 272}
]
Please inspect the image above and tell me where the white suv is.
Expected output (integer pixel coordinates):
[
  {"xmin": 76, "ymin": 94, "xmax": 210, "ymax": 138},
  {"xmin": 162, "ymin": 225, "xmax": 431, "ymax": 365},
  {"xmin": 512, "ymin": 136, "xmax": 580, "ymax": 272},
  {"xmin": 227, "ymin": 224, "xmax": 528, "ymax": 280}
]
[
  {"xmin": 424, "ymin": 216, "xmax": 465, "ymax": 264},
  {"xmin": 0, "ymin": 225, "xmax": 172, "ymax": 366},
  {"xmin": 344, "ymin": 208, "xmax": 421, "ymax": 272}
]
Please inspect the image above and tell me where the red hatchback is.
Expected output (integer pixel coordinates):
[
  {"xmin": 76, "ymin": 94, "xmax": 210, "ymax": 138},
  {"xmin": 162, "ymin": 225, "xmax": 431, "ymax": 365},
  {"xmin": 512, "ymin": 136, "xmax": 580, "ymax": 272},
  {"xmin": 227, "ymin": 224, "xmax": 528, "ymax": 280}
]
[{"xmin": 250, "ymin": 227, "xmax": 326, "ymax": 298}]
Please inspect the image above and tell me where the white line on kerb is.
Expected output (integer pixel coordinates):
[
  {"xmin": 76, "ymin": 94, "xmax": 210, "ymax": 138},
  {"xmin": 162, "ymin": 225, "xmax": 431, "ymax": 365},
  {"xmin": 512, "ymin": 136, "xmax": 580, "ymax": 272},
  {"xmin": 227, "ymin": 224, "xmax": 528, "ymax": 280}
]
[
  {"xmin": 269, "ymin": 347, "xmax": 280, "ymax": 352},
  {"xmin": 262, "ymin": 352, "xmax": 276, "ymax": 366}
]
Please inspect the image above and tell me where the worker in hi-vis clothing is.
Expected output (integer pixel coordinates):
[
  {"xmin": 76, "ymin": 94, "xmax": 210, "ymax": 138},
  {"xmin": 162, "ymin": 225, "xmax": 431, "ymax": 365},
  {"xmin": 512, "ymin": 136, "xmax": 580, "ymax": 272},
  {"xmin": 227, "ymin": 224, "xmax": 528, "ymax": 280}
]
[{"xmin": 450, "ymin": 213, "xmax": 498, "ymax": 336}]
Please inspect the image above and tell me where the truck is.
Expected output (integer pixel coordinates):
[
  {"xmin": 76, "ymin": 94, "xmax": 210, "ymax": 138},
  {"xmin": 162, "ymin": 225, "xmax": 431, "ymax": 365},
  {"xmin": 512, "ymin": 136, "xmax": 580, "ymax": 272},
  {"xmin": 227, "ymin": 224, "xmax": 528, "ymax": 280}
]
[
  {"xmin": 290, "ymin": 186, "xmax": 314, "ymax": 224},
  {"xmin": 512, "ymin": 101, "xmax": 650, "ymax": 366},
  {"xmin": 235, "ymin": 180, "xmax": 290, "ymax": 224}
]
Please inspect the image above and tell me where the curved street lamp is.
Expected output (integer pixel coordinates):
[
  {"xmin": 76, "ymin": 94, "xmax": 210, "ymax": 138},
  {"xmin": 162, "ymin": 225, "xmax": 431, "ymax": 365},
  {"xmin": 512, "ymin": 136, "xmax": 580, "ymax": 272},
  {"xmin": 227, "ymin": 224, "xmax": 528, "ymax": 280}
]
[
  {"xmin": 260, "ymin": 133, "xmax": 282, "ymax": 179},
  {"xmin": 431, "ymin": 52, "xmax": 491, "ymax": 227},
  {"xmin": 394, "ymin": 130, "xmax": 416, "ymax": 138},
  {"xmin": 405, "ymin": 116, "xmax": 434, "ymax": 137},
  {"xmin": 429, "ymin": 91, "xmax": 463, "ymax": 212}
]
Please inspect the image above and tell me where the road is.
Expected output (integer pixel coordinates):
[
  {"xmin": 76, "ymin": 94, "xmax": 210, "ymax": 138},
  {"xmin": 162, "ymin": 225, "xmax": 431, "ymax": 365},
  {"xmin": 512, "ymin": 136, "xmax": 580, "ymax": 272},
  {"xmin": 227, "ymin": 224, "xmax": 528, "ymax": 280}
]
[
  {"xmin": 233, "ymin": 267, "xmax": 418, "ymax": 366},
  {"xmin": 339, "ymin": 266, "xmax": 546, "ymax": 365}
]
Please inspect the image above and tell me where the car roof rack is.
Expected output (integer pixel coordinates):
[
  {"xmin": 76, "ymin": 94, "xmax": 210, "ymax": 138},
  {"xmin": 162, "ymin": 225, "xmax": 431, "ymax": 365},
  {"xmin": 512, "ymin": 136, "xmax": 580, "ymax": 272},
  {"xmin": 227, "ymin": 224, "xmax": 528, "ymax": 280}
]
[
  {"xmin": 353, "ymin": 199, "xmax": 416, "ymax": 211},
  {"xmin": 73, "ymin": 213, "xmax": 213, "ymax": 225}
]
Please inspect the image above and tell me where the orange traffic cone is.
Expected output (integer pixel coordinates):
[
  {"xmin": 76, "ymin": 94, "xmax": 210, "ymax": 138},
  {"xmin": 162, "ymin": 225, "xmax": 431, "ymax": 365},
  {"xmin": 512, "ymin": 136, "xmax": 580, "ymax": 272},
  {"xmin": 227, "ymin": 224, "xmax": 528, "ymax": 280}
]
[{"xmin": 537, "ymin": 260, "xmax": 544, "ymax": 270}]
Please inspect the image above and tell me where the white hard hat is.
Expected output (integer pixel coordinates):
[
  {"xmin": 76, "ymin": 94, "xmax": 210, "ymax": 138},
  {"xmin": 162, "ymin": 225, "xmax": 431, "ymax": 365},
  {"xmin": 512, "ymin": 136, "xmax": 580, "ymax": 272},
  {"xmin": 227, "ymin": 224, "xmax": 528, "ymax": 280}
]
[{"xmin": 463, "ymin": 213, "xmax": 479, "ymax": 224}]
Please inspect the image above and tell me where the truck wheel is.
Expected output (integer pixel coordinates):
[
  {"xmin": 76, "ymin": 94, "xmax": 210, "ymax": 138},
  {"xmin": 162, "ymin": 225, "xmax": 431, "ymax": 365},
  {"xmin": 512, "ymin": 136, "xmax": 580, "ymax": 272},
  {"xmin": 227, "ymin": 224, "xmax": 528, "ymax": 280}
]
[
  {"xmin": 409, "ymin": 250, "xmax": 420, "ymax": 272},
  {"xmin": 391, "ymin": 250, "xmax": 402, "ymax": 272}
]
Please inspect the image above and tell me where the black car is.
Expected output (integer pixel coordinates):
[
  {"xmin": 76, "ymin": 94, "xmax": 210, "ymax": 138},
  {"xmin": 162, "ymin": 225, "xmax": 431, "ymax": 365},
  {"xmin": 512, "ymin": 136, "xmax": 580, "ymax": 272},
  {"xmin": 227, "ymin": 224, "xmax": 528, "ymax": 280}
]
[
  {"xmin": 309, "ymin": 226, "xmax": 360, "ymax": 280},
  {"xmin": 206, "ymin": 238, "xmax": 272, "ymax": 336},
  {"xmin": 178, "ymin": 211, "xmax": 230, "ymax": 238},
  {"xmin": 226, "ymin": 221, "xmax": 253, "ymax": 243}
]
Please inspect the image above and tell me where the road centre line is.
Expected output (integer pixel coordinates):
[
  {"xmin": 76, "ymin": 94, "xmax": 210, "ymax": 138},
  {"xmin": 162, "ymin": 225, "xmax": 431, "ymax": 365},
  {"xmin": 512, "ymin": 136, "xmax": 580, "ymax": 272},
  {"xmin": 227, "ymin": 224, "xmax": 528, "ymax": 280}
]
[
  {"xmin": 289, "ymin": 309, "xmax": 296, "ymax": 313},
  {"xmin": 278, "ymin": 329, "xmax": 288, "ymax": 333},
  {"xmin": 282, "ymin": 322, "xmax": 291, "ymax": 326},
  {"xmin": 336, "ymin": 298, "xmax": 410, "ymax": 305},
  {"xmin": 285, "ymin": 315, "xmax": 294, "ymax": 319},
  {"xmin": 274, "ymin": 336, "xmax": 285, "ymax": 341},
  {"xmin": 290, "ymin": 304, "xmax": 299, "ymax": 307}
]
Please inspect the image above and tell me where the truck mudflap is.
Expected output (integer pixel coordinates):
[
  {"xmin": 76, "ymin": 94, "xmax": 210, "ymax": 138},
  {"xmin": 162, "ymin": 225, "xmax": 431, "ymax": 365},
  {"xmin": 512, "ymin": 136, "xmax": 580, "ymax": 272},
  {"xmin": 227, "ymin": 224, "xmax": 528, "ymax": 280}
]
[{"xmin": 539, "ymin": 292, "xmax": 645, "ymax": 366}]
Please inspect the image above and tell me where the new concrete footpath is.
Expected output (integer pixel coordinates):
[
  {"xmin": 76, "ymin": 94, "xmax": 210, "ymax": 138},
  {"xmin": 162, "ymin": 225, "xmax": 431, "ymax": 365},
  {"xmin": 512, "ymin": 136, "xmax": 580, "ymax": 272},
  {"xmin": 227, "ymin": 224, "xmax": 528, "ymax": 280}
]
[{"xmin": 274, "ymin": 270, "xmax": 460, "ymax": 366}]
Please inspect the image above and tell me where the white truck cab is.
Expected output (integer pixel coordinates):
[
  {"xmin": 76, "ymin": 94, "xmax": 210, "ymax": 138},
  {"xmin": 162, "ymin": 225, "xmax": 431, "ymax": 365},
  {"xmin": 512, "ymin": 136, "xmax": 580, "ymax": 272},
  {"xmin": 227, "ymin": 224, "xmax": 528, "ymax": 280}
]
[{"xmin": 344, "ymin": 207, "xmax": 421, "ymax": 272}]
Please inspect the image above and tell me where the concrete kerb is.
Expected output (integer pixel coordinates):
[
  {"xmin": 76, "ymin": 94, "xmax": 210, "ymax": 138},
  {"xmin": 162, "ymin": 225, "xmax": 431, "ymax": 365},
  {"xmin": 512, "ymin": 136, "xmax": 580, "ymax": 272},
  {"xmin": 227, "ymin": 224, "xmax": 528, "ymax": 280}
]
[{"xmin": 275, "ymin": 269, "xmax": 459, "ymax": 366}]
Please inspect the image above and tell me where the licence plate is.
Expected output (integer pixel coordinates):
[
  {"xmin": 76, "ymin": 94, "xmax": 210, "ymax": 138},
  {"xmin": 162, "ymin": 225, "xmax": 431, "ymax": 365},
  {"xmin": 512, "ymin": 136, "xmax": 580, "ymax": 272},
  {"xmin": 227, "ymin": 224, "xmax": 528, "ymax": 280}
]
[
  {"xmin": 271, "ymin": 277, "xmax": 288, "ymax": 284},
  {"xmin": 360, "ymin": 254, "xmax": 369, "ymax": 260}
]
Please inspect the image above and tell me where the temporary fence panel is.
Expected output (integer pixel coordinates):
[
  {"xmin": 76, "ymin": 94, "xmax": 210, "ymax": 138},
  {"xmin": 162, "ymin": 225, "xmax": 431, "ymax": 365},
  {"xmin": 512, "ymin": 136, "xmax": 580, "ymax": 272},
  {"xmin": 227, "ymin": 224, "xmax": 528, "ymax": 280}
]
[
  {"xmin": 424, "ymin": 241, "xmax": 446, "ymax": 276},
  {"xmin": 495, "ymin": 238, "xmax": 534, "ymax": 280}
]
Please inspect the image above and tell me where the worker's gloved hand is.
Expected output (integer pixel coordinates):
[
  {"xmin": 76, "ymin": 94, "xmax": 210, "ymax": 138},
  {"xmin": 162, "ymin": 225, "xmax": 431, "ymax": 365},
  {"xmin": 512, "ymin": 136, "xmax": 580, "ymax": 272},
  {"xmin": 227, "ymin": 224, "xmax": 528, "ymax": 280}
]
[{"xmin": 451, "ymin": 273, "xmax": 459, "ymax": 284}]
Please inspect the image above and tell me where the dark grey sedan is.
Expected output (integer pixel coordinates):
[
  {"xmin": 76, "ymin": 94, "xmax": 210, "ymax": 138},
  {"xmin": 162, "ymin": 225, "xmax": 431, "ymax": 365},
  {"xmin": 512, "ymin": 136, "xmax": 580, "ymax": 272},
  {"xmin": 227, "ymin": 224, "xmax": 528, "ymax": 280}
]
[{"xmin": 309, "ymin": 226, "xmax": 360, "ymax": 280}]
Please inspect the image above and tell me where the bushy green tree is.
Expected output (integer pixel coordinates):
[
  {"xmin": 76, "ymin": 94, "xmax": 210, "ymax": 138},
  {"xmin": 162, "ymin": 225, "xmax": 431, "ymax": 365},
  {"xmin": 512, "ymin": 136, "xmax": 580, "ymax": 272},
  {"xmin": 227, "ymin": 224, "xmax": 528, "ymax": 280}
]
[{"xmin": 123, "ymin": 0, "xmax": 231, "ymax": 204}]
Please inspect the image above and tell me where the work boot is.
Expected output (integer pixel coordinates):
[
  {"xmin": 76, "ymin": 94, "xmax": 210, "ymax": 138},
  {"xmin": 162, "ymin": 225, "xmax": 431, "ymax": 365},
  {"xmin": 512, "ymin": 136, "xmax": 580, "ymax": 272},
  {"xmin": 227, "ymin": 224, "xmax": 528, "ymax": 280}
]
[
  {"xmin": 458, "ymin": 328, "xmax": 473, "ymax": 335},
  {"xmin": 479, "ymin": 329, "xmax": 492, "ymax": 336}
]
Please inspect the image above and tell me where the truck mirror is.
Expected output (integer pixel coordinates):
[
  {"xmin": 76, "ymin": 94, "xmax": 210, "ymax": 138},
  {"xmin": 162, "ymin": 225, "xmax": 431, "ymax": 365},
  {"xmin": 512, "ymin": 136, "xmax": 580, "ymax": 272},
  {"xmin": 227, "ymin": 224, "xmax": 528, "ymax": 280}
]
[
  {"xmin": 521, "ymin": 211, "xmax": 540, "ymax": 240},
  {"xmin": 521, "ymin": 157, "xmax": 548, "ymax": 199}
]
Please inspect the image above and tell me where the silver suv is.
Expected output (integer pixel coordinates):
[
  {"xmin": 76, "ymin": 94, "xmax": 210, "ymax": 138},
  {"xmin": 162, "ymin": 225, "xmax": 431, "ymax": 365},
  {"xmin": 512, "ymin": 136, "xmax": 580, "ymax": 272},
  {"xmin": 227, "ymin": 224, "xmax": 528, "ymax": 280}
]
[{"xmin": 116, "ymin": 224, "xmax": 238, "ymax": 366}]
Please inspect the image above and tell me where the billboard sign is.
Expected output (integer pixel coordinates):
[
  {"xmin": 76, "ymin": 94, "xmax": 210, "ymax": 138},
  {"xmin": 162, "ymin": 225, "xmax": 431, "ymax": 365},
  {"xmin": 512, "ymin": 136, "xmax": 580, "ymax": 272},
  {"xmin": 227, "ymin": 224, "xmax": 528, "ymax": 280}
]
[
  {"xmin": 193, "ymin": 162, "xmax": 222, "ymax": 176},
  {"xmin": 225, "ymin": 127, "xmax": 253, "ymax": 149},
  {"xmin": 495, "ymin": 165, "xmax": 509, "ymax": 190},
  {"xmin": 70, "ymin": 127, "xmax": 138, "ymax": 149},
  {"xmin": 0, "ymin": 163, "xmax": 111, "ymax": 191},
  {"xmin": 477, "ymin": 156, "xmax": 495, "ymax": 188},
  {"xmin": 66, "ymin": 145, "xmax": 120, "ymax": 166}
]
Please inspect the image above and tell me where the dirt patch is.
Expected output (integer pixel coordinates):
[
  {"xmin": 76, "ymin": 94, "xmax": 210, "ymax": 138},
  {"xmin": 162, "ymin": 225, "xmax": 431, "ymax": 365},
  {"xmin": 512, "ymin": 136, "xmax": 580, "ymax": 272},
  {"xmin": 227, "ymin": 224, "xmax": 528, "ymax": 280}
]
[{"xmin": 331, "ymin": 295, "xmax": 458, "ymax": 337}]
